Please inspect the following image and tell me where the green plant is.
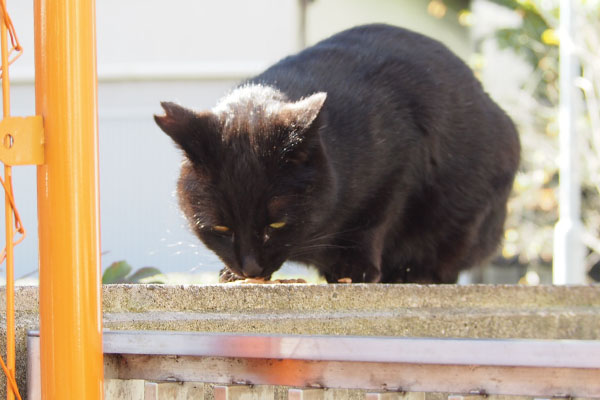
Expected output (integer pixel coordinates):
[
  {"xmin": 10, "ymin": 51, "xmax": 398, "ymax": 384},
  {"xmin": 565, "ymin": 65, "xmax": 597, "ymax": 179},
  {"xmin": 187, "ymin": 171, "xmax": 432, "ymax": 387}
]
[{"xmin": 102, "ymin": 261, "xmax": 165, "ymax": 284}]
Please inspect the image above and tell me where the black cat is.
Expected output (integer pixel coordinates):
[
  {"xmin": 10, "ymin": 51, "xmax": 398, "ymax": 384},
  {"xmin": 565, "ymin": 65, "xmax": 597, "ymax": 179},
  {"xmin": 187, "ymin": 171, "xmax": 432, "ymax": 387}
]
[{"xmin": 155, "ymin": 24, "xmax": 520, "ymax": 283}]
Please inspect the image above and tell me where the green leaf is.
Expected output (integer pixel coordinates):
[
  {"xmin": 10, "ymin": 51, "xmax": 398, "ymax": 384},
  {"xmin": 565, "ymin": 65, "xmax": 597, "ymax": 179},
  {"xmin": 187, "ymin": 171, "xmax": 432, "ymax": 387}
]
[
  {"xmin": 102, "ymin": 261, "xmax": 132, "ymax": 284},
  {"xmin": 126, "ymin": 267, "xmax": 164, "ymax": 283}
]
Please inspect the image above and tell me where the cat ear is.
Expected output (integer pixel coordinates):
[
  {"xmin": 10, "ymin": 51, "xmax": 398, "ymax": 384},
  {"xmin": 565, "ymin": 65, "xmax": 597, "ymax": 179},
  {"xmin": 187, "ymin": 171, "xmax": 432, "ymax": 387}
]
[
  {"xmin": 154, "ymin": 102, "xmax": 198, "ymax": 145},
  {"xmin": 276, "ymin": 93, "xmax": 327, "ymax": 165},
  {"xmin": 281, "ymin": 92, "xmax": 327, "ymax": 131},
  {"xmin": 154, "ymin": 102, "xmax": 220, "ymax": 164}
]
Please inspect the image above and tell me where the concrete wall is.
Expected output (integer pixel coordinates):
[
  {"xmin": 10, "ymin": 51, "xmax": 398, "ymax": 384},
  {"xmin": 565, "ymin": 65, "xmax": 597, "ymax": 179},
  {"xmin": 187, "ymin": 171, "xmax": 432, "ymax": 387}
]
[{"xmin": 2, "ymin": 284, "xmax": 600, "ymax": 398}]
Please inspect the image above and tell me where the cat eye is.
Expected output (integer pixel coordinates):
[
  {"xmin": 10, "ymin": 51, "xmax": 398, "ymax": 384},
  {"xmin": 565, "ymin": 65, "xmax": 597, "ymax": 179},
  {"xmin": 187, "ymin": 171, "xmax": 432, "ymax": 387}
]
[
  {"xmin": 213, "ymin": 225, "xmax": 231, "ymax": 233},
  {"xmin": 269, "ymin": 221, "xmax": 286, "ymax": 229}
]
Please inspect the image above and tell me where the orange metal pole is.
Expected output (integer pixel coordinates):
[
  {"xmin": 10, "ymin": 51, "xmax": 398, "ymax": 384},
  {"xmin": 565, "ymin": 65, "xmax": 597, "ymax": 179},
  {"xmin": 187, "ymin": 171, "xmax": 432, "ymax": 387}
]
[
  {"xmin": 1, "ymin": 6, "xmax": 16, "ymax": 400},
  {"xmin": 34, "ymin": 0, "xmax": 104, "ymax": 397}
]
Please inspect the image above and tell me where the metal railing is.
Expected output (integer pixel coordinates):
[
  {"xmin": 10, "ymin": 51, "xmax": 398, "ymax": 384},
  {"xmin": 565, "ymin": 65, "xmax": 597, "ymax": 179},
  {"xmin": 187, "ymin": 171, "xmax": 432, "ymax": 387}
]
[{"xmin": 27, "ymin": 331, "xmax": 600, "ymax": 398}]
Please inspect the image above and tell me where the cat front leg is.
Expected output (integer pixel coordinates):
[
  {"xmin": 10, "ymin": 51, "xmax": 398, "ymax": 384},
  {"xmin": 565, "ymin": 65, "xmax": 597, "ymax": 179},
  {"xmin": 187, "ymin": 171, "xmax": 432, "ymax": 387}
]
[
  {"xmin": 324, "ymin": 259, "xmax": 382, "ymax": 283},
  {"xmin": 323, "ymin": 247, "xmax": 383, "ymax": 283},
  {"xmin": 321, "ymin": 227, "xmax": 386, "ymax": 283}
]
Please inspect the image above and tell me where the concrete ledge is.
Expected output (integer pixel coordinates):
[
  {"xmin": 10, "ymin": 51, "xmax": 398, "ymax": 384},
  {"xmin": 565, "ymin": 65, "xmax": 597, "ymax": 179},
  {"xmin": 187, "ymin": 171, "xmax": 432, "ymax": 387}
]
[
  {"xmin": 2, "ymin": 284, "xmax": 600, "ymax": 398},
  {"xmin": 101, "ymin": 284, "xmax": 600, "ymax": 339}
]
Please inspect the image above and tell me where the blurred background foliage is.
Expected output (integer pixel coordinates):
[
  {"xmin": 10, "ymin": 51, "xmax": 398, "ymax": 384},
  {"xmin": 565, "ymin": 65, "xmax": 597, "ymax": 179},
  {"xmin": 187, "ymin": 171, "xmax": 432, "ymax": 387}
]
[
  {"xmin": 433, "ymin": 0, "xmax": 600, "ymax": 282},
  {"xmin": 102, "ymin": 261, "xmax": 165, "ymax": 284}
]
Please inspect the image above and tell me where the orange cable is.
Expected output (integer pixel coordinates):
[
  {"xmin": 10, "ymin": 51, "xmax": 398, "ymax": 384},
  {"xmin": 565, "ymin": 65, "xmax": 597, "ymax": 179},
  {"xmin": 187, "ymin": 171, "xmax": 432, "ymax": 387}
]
[
  {"xmin": 0, "ymin": 357, "xmax": 20, "ymax": 400},
  {"xmin": 0, "ymin": 175, "xmax": 25, "ymax": 264},
  {"xmin": 0, "ymin": 0, "xmax": 24, "ymax": 398},
  {"xmin": 0, "ymin": 0, "xmax": 27, "ymax": 263},
  {"xmin": 0, "ymin": 0, "xmax": 22, "ymax": 78}
]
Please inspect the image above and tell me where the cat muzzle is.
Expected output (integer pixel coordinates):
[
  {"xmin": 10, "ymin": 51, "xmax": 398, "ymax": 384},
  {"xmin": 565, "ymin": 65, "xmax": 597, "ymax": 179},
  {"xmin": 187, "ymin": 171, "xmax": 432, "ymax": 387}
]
[{"xmin": 241, "ymin": 255, "xmax": 263, "ymax": 278}]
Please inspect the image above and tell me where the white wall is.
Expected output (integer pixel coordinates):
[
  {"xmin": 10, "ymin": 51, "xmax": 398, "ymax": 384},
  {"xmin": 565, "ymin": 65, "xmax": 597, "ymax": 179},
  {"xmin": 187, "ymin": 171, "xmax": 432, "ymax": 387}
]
[{"xmin": 0, "ymin": 0, "xmax": 469, "ymax": 281}]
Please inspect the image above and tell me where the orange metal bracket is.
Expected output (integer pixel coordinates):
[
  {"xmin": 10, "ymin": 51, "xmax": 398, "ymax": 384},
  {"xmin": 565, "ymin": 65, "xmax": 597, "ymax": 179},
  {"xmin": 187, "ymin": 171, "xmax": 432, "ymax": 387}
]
[{"xmin": 0, "ymin": 116, "xmax": 44, "ymax": 165}]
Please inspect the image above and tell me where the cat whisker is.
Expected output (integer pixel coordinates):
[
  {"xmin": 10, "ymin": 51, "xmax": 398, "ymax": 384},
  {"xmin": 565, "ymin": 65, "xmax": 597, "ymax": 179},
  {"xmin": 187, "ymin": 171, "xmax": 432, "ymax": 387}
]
[
  {"xmin": 289, "ymin": 243, "xmax": 354, "ymax": 258},
  {"xmin": 299, "ymin": 228, "xmax": 362, "ymax": 245},
  {"xmin": 298, "ymin": 243, "xmax": 352, "ymax": 250}
]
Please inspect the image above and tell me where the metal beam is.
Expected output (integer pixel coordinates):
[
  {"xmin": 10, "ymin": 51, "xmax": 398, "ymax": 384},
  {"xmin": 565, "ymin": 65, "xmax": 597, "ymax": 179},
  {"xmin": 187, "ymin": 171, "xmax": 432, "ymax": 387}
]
[
  {"xmin": 26, "ymin": 332, "xmax": 600, "ymax": 398},
  {"xmin": 100, "ymin": 330, "xmax": 600, "ymax": 369}
]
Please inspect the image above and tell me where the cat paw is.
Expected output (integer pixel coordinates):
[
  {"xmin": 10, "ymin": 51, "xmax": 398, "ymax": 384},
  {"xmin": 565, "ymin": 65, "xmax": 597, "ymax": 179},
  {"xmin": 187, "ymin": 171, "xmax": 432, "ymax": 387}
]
[
  {"xmin": 219, "ymin": 267, "xmax": 243, "ymax": 283},
  {"xmin": 333, "ymin": 267, "xmax": 381, "ymax": 283},
  {"xmin": 363, "ymin": 268, "xmax": 382, "ymax": 283}
]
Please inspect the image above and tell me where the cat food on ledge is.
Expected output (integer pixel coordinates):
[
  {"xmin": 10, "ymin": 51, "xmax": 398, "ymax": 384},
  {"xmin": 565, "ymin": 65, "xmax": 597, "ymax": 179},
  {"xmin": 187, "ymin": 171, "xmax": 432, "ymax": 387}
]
[
  {"xmin": 233, "ymin": 278, "xmax": 308, "ymax": 284},
  {"xmin": 226, "ymin": 277, "xmax": 349, "ymax": 284}
]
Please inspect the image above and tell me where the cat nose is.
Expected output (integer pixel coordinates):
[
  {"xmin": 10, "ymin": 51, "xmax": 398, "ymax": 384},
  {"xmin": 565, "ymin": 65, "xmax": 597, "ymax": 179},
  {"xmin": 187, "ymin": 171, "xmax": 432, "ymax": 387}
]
[{"xmin": 241, "ymin": 255, "xmax": 262, "ymax": 278}]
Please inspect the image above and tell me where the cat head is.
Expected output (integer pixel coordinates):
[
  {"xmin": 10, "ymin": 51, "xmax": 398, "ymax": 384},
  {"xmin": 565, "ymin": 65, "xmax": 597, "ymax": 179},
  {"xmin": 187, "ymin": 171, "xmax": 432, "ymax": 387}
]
[{"xmin": 155, "ymin": 85, "xmax": 328, "ymax": 280}]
